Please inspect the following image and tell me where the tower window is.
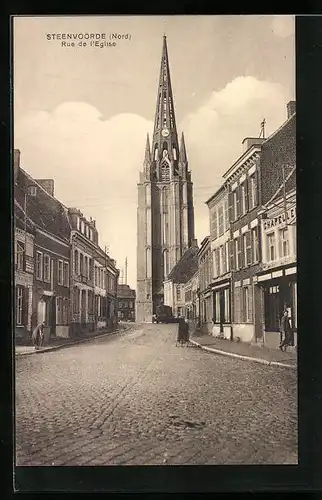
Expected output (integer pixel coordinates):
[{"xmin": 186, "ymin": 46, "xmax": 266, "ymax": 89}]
[
  {"xmin": 173, "ymin": 147, "xmax": 177, "ymax": 160},
  {"xmin": 154, "ymin": 145, "xmax": 158, "ymax": 161},
  {"xmin": 161, "ymin": 161, "xmax": 170, "ymax": 182}
]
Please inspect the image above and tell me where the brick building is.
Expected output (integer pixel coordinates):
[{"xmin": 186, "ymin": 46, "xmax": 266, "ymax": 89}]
[
  {"xmin": 197, "ymin": 236, "xmax": 213, "ymax": 333},
  {"xmin": 206, "ymin": 186, "xmax": 232, "ymax": 339},
  {"xmin": 14, "ymin": 152, "xmax": 71, "ymax": 342},
  {"xmin": 68, "ymin": 209, "xmax": 119, "ymax": 336},
  {"xmin": 183, "ymin": 270, "xmax": 199, "ymax": 322},
  {"xmin": 14, "ymin": 200, "xmax": 35, "ymax": 342},
  {"xmin": 117, "ymin": 284, "xmax": 136, "ymax": 321},
  {"xmin": 164, "ymin": 242, "xmax": 199, "ymax": 318}
]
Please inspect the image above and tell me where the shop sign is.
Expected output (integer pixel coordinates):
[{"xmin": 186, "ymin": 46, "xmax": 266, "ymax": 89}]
[{"xmin": 263, "ymin": 206, "xmax": 296, "ymax": 230}]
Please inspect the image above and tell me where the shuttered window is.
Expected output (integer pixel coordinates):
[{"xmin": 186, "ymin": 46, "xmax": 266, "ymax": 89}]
[
  {"xmin": 16, "ymin": 286, "xmax": 23, "ymax": 325},
  {"xmin": 242, "ymin": 286, "xmax": 253, "ymax": 322},
  {"xmin": 234, "ymin": 287, "xmax": 241, "ymax": 323}
]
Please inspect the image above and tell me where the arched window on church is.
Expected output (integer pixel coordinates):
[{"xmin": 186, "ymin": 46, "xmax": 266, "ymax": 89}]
[
  {"xmin": 154, "ymin": 145, "xmax": 158, "ymax": 161},
  {"xmin": 172, "ymin": 146, "xmax": 177, "ymax": 160},
  {"xmin": 160, "ymin": 161, "xmax": 170, "ymax": 182},
  {"xmin": 146, "ymin": 248, "xmax": 151, "ymax": 279},
  {"xmin": 163, "ymin": 249, "xmax": 169, "ymax": 279}
]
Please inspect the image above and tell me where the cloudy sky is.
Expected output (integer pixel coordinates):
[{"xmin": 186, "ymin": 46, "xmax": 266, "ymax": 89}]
[{"xmin": 14, "ymin": 15, "xmax": 295, "ymax": 289}]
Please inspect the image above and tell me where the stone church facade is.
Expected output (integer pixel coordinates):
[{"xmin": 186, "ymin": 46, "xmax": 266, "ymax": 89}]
[{"xmin": 136, "ymin": 36, "xmax": 195, "ymax": 322}]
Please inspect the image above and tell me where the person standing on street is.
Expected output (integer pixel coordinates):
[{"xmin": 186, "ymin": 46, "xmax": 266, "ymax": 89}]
[
  {"xmin": 279, "ymin": 310, "xmax": 293, "ymax": 351},
  {"xmin": 32, "ymin": 322, "xmax": 45, "ymax": 350}
]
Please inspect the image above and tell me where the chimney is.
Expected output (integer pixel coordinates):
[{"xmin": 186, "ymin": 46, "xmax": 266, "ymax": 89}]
[
  {"xmin": 13, "ymin": 149, "xmax": 20, "ymax": 183},
  {"xmin": 35, "ymin": 179, "xmax": 55, "ymax": 197},
  {"xmin": 287, "ymin": 101, "xmax": 296, "ymax": 119},
  {"xmin": 242, "ymin": 137, "xmax": 266, "ymax": 153}
]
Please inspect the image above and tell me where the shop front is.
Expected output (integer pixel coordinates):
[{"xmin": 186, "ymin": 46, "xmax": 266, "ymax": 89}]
[
  {"xmin": 257, "ymin": 264, "xmax": 297, "ymax": 349},
  {"xmin": 211, "ymin": 280, "xmax": 232, "ymax": 339}
]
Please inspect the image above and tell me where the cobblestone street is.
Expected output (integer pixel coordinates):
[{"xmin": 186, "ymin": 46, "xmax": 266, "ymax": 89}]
[{"xmin": 15, "ymin": 324, "xmax": 298, "ymax": 466}]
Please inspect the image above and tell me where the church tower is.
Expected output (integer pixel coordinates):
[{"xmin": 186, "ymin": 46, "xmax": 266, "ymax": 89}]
[{"xmin": 136, "ymin": 35, "xmax": 195, "ymax": 323}]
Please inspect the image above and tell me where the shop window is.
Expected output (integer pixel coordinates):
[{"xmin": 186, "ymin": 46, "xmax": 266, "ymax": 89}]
[
  {"xmin": 234, "ymin": 287, "xmax": 242, "ymax": 323},
  {"xmin": 214, "ymin": 291, "xmax": 220, "ymax": 323},
  {"xmin": 16, "ymin": 286, "xmax": 24, "ymax": 325},
  {"xmin": 242, "ymin": 286, "xmax": 253, "ymax": 323},
  {"xmin": 224, "ymin": 288, "xmax": 230, "ymax": 323}
]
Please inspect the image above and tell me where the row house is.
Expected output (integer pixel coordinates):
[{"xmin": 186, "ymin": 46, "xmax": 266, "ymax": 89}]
[
  {"xmin": 164, "ymin": 241, "xmax": 199, "ymax": 318},
  {"xmin": 197, "ymin": 236, "xmax": 213, "ymax": 333},
  {"xmin": 14, "ymin": 149, "xmax": 119, "ymax": 343},
  {"xmin": 14, "ymin": 201, "xmax": 35, "ymax": 341},
  {"xmin": 14, "ymin": 152, "xmax": 71, "ymax": 343},
  {"xmin": 183, "ymin": 270, "xmax": 199, "ymax": 322},
  {"xmin": 117, "ymin": 284, "xmax": 136, "ymax": 321},
  {"xmin": 68, "ymin": 208, "xmax": 119, "ymax": 336},
  {"xmin": 222, "ymin": 136, "xmax": 265, "ymax": 343},
  {"xmin": 200, "ymin": 101, "xmax": 296, "ymax": 345},
  {"xmin": 206, "ymin": 186, "xmax": 232, "ymax": 340}
]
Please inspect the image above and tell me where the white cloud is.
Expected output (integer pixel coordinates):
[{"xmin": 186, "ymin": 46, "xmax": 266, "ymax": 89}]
[
  {"xmin": 271, "ymin": 15, "xmax": 295, "ymax": 38},
  {"xmin": 15, "ymin": 75, "xmax": 289, "ymax": 289}
]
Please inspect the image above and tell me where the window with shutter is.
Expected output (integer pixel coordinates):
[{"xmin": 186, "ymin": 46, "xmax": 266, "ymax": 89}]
[
  {"xmin": 22, "ymin": 286, "xmax": 29, "ymax": 328},
  {"xmin": 246, "ymin": 231, "xmax": 252, "ymax": 266},
  {"xmin": 218, "ymin": 205, "xmax": 224, "ymax": 236},
  {"xmin": 248, "ymin": 285, "xmax": 253, "ymax": 322},
  {"xmin": 228, "ymin": 191, "xmax": 234, "ymax": 223},
  {"xmin": 16, "ymin": 286, "xmax": 23, "ymax": 325},
  {"xmin": 236, "ymin": 186, "xmax": 241, "ymax": 219},
  {"xmin": 224, "ymin": 288, "xmax": 230, "ymax": 323},
  {"xmin": 216, "ymin": 248, "xmax": 221, "ymax": 277},
  {"xmin": 211, "ymin": 208, "xmax": 218, "ymax": 239},
  {"xmin": 229, "ymin": 239, "xmax": 235, "ymax": 271},
  {"xmin": 224, "ymin": 199, "xmax": 229, "ymax": 231},
  {"xmin": 233, "ymin": 190, "xmax": 238, "ymax": 221},
  {"xmin": 240, "ymin": 183, "xmax": 246, "ymax": 215},
  {"xmin": 244, "ymin": 178, "xmax": 249, "ymax": 212},
  {"xmin": 16, "ymin": 241, "xmax": 25, "ymax": 270},
  {"xmin": 234, "ymin": 287, "xmax": 241, "ymax": 323},
  {"xmin": 237, "ymin": 236, "xmax": 243, "ymax": 269}
]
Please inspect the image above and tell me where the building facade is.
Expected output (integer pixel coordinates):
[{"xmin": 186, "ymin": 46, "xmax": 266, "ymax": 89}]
[
  {"xmin": 256, "ymin": 181, "xmax": 296, "ymax": 348},
  {"xmin": 206, "ymin": 186, "xmax": 232, "ymax": 339},
  {"xmin": 183, "ymin": 270, "xmax": 199, "ymax": 322},
  {"xmin": 117, "ymin": 284, "xmax": 136, "ymax": 321},
  {"xmin": 164, "ymin": 243, "xmax": 199, "ymax": 319},
  {"xmin": 197, "ymin": 237, "xmax": 213, "ymax": 333},
  {"xmin": 14, "ymin": 157, "xmax": 72, "ymax": 342},
  {"xmin": 136, "ymin": 35, "xmax": 195, "ymax": 323},
  {"xmin": 14, "ymin": 201, "xmax": 35, "ymax": 342},
  {"xmin": 68, "ymin": 209, "xmax": 119, "ymax": 336}
]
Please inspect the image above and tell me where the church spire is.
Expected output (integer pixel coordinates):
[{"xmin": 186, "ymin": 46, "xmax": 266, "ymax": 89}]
[
  {"xmin": 179, "ymin": 132, "xmax": 188, "ymax": 163},
  {"xmin": 144, "ymin": 133, "xmax": 151, "ymax": 163},
  {"xmin": 143, "ymin": 133, "xmax": 152, "ymax": 179},
  {"xmin": 151, "ymin": 35, "xmax": 180, "ymax": 173}
]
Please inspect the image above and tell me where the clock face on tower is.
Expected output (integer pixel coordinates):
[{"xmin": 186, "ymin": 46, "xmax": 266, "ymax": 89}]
[{"xmin": 161, "ymin": 128, "xmax": 169, "ymax": 138}]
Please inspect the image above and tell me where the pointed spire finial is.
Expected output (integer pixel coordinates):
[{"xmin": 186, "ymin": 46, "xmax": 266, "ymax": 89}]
[
  {"xmin": 179, "ymin": 132, "xmax": 187, "ymax": 163},
  {"xmin": 144, "ymin": 133, "xmax": 151, "ymax": 164}
]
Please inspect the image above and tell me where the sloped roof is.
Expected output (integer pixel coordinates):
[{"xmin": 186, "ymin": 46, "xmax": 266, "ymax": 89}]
[
  {"xmin": 117, "ymin": 284, "xmax": 136, "ymax": 298},
  {"xmin": 14, "ymin": 168, "xmax": 71, "ymax": 242},
  {"xmin": 14, "ymin": 200, "xmax": 35, "ymax": 234},
  {"xmin": 168, "ymin": 245, "xmax": 199, "ymax": 284}
]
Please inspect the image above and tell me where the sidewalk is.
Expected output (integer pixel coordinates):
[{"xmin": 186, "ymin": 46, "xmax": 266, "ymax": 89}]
[
  {"xmin": 190, "ymin": 332, "xmax": 297, "ymax": 369},
  {"xmin": 15, "ymin": 322, "xmax": 136, "ymax": 357}
]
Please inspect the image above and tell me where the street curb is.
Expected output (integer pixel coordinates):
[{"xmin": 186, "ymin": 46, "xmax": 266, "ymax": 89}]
[
  {"xmin": 189, "ymin": 339, "xmax": 297, "ymax": 370},
  {"xmin": 15, "ymin": 325, "xmax": 135, "ymax": 357}
]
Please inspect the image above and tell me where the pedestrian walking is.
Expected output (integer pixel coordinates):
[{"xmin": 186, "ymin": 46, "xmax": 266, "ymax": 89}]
[
  {"xmin": 279, "ymin": 310, "xmax": 294, "ymax": 351},
  {"xmin": 176, "ymin": 316, "xmax": 189, "ymax": 347},
  {"xmin": 32, "ymin": 322, "xmax": 45, "ymax": 350}
]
